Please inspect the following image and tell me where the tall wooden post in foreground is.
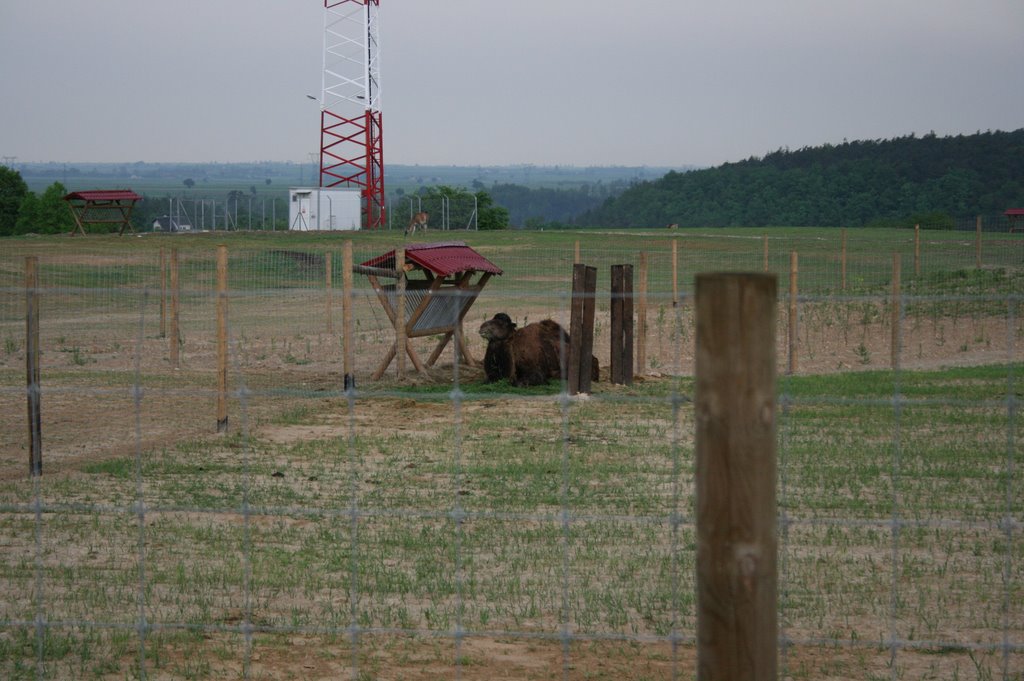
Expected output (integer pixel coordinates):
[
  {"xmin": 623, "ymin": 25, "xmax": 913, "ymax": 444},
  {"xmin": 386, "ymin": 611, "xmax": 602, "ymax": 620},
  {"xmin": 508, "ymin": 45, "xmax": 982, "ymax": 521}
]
[
  {"xmin": 695, "ymin": 272, "xmax": 778, "ymax": 681},
  {"xmin": 216, "ymin": 245, "xmax": 229, "ymax": 433},
  {"xmin": 25, "ymin": 256, "xmax": 42, "ymax": 477}
]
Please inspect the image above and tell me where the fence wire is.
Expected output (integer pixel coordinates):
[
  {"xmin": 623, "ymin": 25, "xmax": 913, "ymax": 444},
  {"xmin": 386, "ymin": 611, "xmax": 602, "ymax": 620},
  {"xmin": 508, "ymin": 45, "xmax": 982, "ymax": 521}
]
[{"xmin": 0, "ymin": 229, "xmax": 1021, "ymax": 680}]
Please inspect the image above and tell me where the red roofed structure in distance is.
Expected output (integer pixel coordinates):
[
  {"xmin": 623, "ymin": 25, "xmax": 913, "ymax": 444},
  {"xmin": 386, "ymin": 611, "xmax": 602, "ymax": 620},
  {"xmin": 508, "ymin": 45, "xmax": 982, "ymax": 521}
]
[
  {"xmin": 356, "ymin": 241, "xmax": 501, "ymax": 379},
  {"xmin": 63, "ymin": 190, "xmax": 143, "ymax": 236},
  {"xmin": 360, "ymin": 241, "xmax": 502, "ymax": 277}
]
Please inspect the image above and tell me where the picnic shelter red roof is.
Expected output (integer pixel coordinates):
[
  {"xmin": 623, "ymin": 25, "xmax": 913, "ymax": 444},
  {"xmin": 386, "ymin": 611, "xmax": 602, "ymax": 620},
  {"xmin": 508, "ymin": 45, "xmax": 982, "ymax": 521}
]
[
  {"xmin": 361, "ymin": 241, "xmax": 502, "ymax": 277},
  {"xmin": 1005, "ymin": 208, "xmax": 1024, "ymax": 217},
  {"xmin": 63, "ymin": 190, "xmax": 142, "ymax": 202}
]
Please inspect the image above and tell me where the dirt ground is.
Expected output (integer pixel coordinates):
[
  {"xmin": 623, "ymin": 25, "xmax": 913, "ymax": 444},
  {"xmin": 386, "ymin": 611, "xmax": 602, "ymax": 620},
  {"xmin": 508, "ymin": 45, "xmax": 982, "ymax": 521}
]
[
  {"xmin": 0, "ymin": 308, "xmax": 1020, "ymax": 680},
  {"xmin": 1, "ymin": 307, "xmax": 1017, "ymax": 479}
]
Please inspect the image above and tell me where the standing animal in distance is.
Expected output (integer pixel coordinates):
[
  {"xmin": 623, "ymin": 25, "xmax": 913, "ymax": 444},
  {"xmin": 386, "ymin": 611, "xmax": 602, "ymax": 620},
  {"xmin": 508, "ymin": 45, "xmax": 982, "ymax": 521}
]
[
  {"xmin": 478, "ymin": 312, "xmax": 599, "ymax": 387},
  {"xmin": 405, "ymin": 211, "xmax": 429, "ymax": 236}
]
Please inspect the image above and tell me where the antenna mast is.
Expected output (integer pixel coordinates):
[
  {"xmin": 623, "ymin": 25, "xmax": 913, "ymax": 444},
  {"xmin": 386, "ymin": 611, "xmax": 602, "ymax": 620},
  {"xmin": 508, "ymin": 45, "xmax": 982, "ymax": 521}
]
[{"xmin": 319, "ymin": 0, "xmax": 384, "ymax": 228}]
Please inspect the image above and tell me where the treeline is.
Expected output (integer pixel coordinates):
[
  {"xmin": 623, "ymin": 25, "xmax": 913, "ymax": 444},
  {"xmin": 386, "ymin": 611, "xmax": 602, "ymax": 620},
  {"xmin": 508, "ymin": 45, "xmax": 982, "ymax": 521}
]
[
  {"xmin": 487, "ymin": 183, "xmax": 617, "ymax": 228},
  {"xmin": 579, "ymin": 129, "xmax": 1024, "ymax": 228},
  {"xmin": 0, "ymin": 169, "xmax": 513, "ymax": 235}
]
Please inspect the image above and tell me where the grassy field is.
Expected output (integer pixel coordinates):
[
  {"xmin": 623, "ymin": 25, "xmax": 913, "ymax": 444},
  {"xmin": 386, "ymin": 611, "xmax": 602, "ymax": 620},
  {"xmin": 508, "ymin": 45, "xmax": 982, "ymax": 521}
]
[{"xmin": 0, "ymin": 227, "xmax": 1021, "ymax": 679}]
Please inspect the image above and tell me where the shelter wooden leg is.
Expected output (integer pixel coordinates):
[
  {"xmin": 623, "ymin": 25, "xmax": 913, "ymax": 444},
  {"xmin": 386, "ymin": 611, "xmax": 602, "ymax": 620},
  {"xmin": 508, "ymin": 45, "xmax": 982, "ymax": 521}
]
[
  {"xmin": 426, "ymin": 332, "xmax": 453, "ymax": 367},
  {"xmin": 457, "ymin": 323, "xmax": 478, "ymax": 366},
  {"xmin": 372, "ymin": 343, "xmax": 397, "ymax": 380},
  {"xmin": 404, "ymin": 339, "xmax": 426, "ymax": 374}
]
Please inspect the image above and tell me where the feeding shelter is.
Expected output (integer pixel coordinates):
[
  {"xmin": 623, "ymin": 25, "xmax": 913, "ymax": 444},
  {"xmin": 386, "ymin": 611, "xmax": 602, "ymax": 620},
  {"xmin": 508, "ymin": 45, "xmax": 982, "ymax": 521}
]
[
  {"xmin": 357, "ymin": 241, "xmax": 502, "ymax": 379},
  {"xmin": 63, "ymin": 190, "xmax": 142, "ymax": 236},
  {"xmin": 1005, "ymin": 208, "xmax": 1024, "ymax": 232}
]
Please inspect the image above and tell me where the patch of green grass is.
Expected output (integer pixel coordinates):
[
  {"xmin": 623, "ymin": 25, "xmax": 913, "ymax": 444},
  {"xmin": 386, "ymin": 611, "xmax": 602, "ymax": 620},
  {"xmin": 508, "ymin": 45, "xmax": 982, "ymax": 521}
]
[{"xmin": 81, "ymin": 458, "xmax": 135, "ymax": 478}]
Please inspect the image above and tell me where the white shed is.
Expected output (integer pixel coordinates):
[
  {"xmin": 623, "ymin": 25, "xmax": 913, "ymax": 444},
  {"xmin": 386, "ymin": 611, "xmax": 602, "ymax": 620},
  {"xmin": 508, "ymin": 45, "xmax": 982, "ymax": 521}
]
[{"xmin": 288, "ymin": 188, "xmax": 362, "ymax": 231}]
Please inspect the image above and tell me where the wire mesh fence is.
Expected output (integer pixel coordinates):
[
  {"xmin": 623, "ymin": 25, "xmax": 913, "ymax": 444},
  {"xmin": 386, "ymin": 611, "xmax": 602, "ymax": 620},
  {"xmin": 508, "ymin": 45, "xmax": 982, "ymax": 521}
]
[{"xmin": 0, "ymin": 227, "xmax": 1020, "ymax": 679}]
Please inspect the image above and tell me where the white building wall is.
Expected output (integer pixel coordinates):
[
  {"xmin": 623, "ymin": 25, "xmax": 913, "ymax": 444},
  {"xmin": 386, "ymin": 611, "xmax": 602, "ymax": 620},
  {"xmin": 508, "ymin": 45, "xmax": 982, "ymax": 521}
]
[{"xmin": 288, "ymin": 189, "xmax": 362, "ymax": 231}]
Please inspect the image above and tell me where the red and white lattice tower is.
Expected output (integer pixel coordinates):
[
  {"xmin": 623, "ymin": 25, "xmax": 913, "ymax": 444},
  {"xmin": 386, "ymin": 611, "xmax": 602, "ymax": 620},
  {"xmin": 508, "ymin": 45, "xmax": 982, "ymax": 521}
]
[{"xmin": 319, "ymin": 0, "xmax": 384, "ymax": 228}]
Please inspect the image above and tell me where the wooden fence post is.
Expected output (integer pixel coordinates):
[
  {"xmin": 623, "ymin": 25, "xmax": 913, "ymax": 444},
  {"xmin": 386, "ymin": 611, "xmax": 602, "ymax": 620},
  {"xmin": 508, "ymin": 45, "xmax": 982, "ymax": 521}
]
[
  {"xmin": 568, "ymin": 263, "xmax": 597, "ymax": 395},
  {"xmin": 636, "ymin": 252, "xmax": 648, "ymax": 377},
  {"xmin": 395, "ymin": 248, "xmax": 406, "ymax": 377},
  {"xmin": 170, "ymin": 248, "xmax": 180, "ymax": 369},
  {"xmin": 788, "ymin": 251, "xmax": 798, "ymax": 376},
  {"xmin": 914, "ymin": 224, "xmax": 921, "ymax": 277},
  {"xmin": 159, "ymin": 246, "xmax": 167, "ymax": 338},
  {"xmin": 25, "ymin": 256, "xmax": 42, "ymax": 477},
  {"xmin": 325, "ymin": 251, "xmax": 333, "ymax": 334},
  {"xmin": 975, "ymin": 215, "xmax": 982, "ymax": 269},
  {"xmin": 840, "ymin": 228, "xmax": 847, "ymax": 291},
  {"xmin": 342, "ymin": 240, "xmax": 355, "ymax": 390},
  {"xmin": 672, "ymin": 239, "xmax": 679, "ymax": 308},
  {"xmin": 891, "ymin": 252, "xmax": 901, "ymax": 371},
  {"xmin": 216, "ymin": 245, "xmax": 229, "ymax": 432},
  {"xmin": 610, "ymin": 264, "xmax": 634, "ymax": 385},
  {"xmin": 574, "ymin": 240, "xmax": 581, "ymax": 265},
  {"xmin": 695, "ymin": 272, "xmax": 777, "ymax": 681}
]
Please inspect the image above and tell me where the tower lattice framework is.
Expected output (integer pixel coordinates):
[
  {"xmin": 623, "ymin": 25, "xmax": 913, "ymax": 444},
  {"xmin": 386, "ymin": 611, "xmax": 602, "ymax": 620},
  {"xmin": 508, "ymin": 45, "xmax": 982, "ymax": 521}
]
[{"xmin": 320, "ymin": 0, "xmax": 384, "ymax": 228}]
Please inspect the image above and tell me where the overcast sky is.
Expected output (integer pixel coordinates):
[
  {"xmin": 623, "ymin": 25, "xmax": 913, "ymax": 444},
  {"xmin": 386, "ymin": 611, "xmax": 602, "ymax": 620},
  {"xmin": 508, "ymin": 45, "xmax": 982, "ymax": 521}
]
[{"xmin": 1, "ymin": 1, "xmax": 1022, "ymax": 168}]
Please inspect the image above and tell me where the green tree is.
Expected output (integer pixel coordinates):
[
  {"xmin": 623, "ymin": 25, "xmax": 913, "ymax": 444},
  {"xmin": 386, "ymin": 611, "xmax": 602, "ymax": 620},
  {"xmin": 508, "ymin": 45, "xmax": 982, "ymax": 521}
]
[
  {"xmin": 475, "ymin": 190, "xmax": 509, "ymax": 230},
  {"xmin": 0, "ymin": 166, "xmax": 29, "ymax": 236},
  {"xmin": 16, "ymin": 182, "xmax": 75, "ymax": 235},
  {"xmin": 405, "ymin": 185, "xmax": 509, "ymax": 230}
]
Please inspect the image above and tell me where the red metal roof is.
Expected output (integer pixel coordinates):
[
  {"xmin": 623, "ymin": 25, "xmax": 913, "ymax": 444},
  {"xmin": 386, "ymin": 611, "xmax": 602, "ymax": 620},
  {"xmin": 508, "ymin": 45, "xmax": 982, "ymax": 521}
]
[
  {"xmin": 1005, "ymin": 208, "xmax": 1024, "ymax": 217},
  {"xmin": 361, "ymin": 241, "xmax": 502, "ymax": 276},
  {"xmin": 63, "ymin": 190, "xmax": 141, "ymax": 202}
]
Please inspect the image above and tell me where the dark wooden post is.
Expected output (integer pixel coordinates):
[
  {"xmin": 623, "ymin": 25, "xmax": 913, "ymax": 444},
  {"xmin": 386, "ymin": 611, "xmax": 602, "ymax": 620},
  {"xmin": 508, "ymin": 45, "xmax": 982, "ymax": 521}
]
[
  {"xmin": 568, "ymin": 263, "xmax": 597, "ymax": 395},
  {"xmin": 342, "ymin": 240, "xmax": 355, "ymax": 390},
  {"xmin": 610, "ymin": 264, "xmax": 634, "ymax": 385},
  {"xmin": 695, "ymin": 272, "xmax": 778, "ymax": 681},
  {"xmin": 216, "ymin": 245, "xmax": 228, "ymax": 433},
  {"xmin": 25, "ymin": 256, "xmax": 42, "ymax": 477}
]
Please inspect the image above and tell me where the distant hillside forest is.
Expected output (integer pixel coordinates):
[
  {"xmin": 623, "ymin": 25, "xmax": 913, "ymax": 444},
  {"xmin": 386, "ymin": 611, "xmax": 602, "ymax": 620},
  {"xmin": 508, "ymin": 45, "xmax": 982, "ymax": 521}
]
[{"xmin": 578, "ymin": 129, "xmax": 1024, "ymax": 228}]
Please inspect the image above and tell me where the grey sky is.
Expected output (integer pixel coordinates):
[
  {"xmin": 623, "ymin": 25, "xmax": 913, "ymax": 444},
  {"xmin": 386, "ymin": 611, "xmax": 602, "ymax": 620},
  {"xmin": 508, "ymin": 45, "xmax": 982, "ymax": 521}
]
[{"xmin": 1, "ymin": 1, "xmax": 1021, "ymax": 168}]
